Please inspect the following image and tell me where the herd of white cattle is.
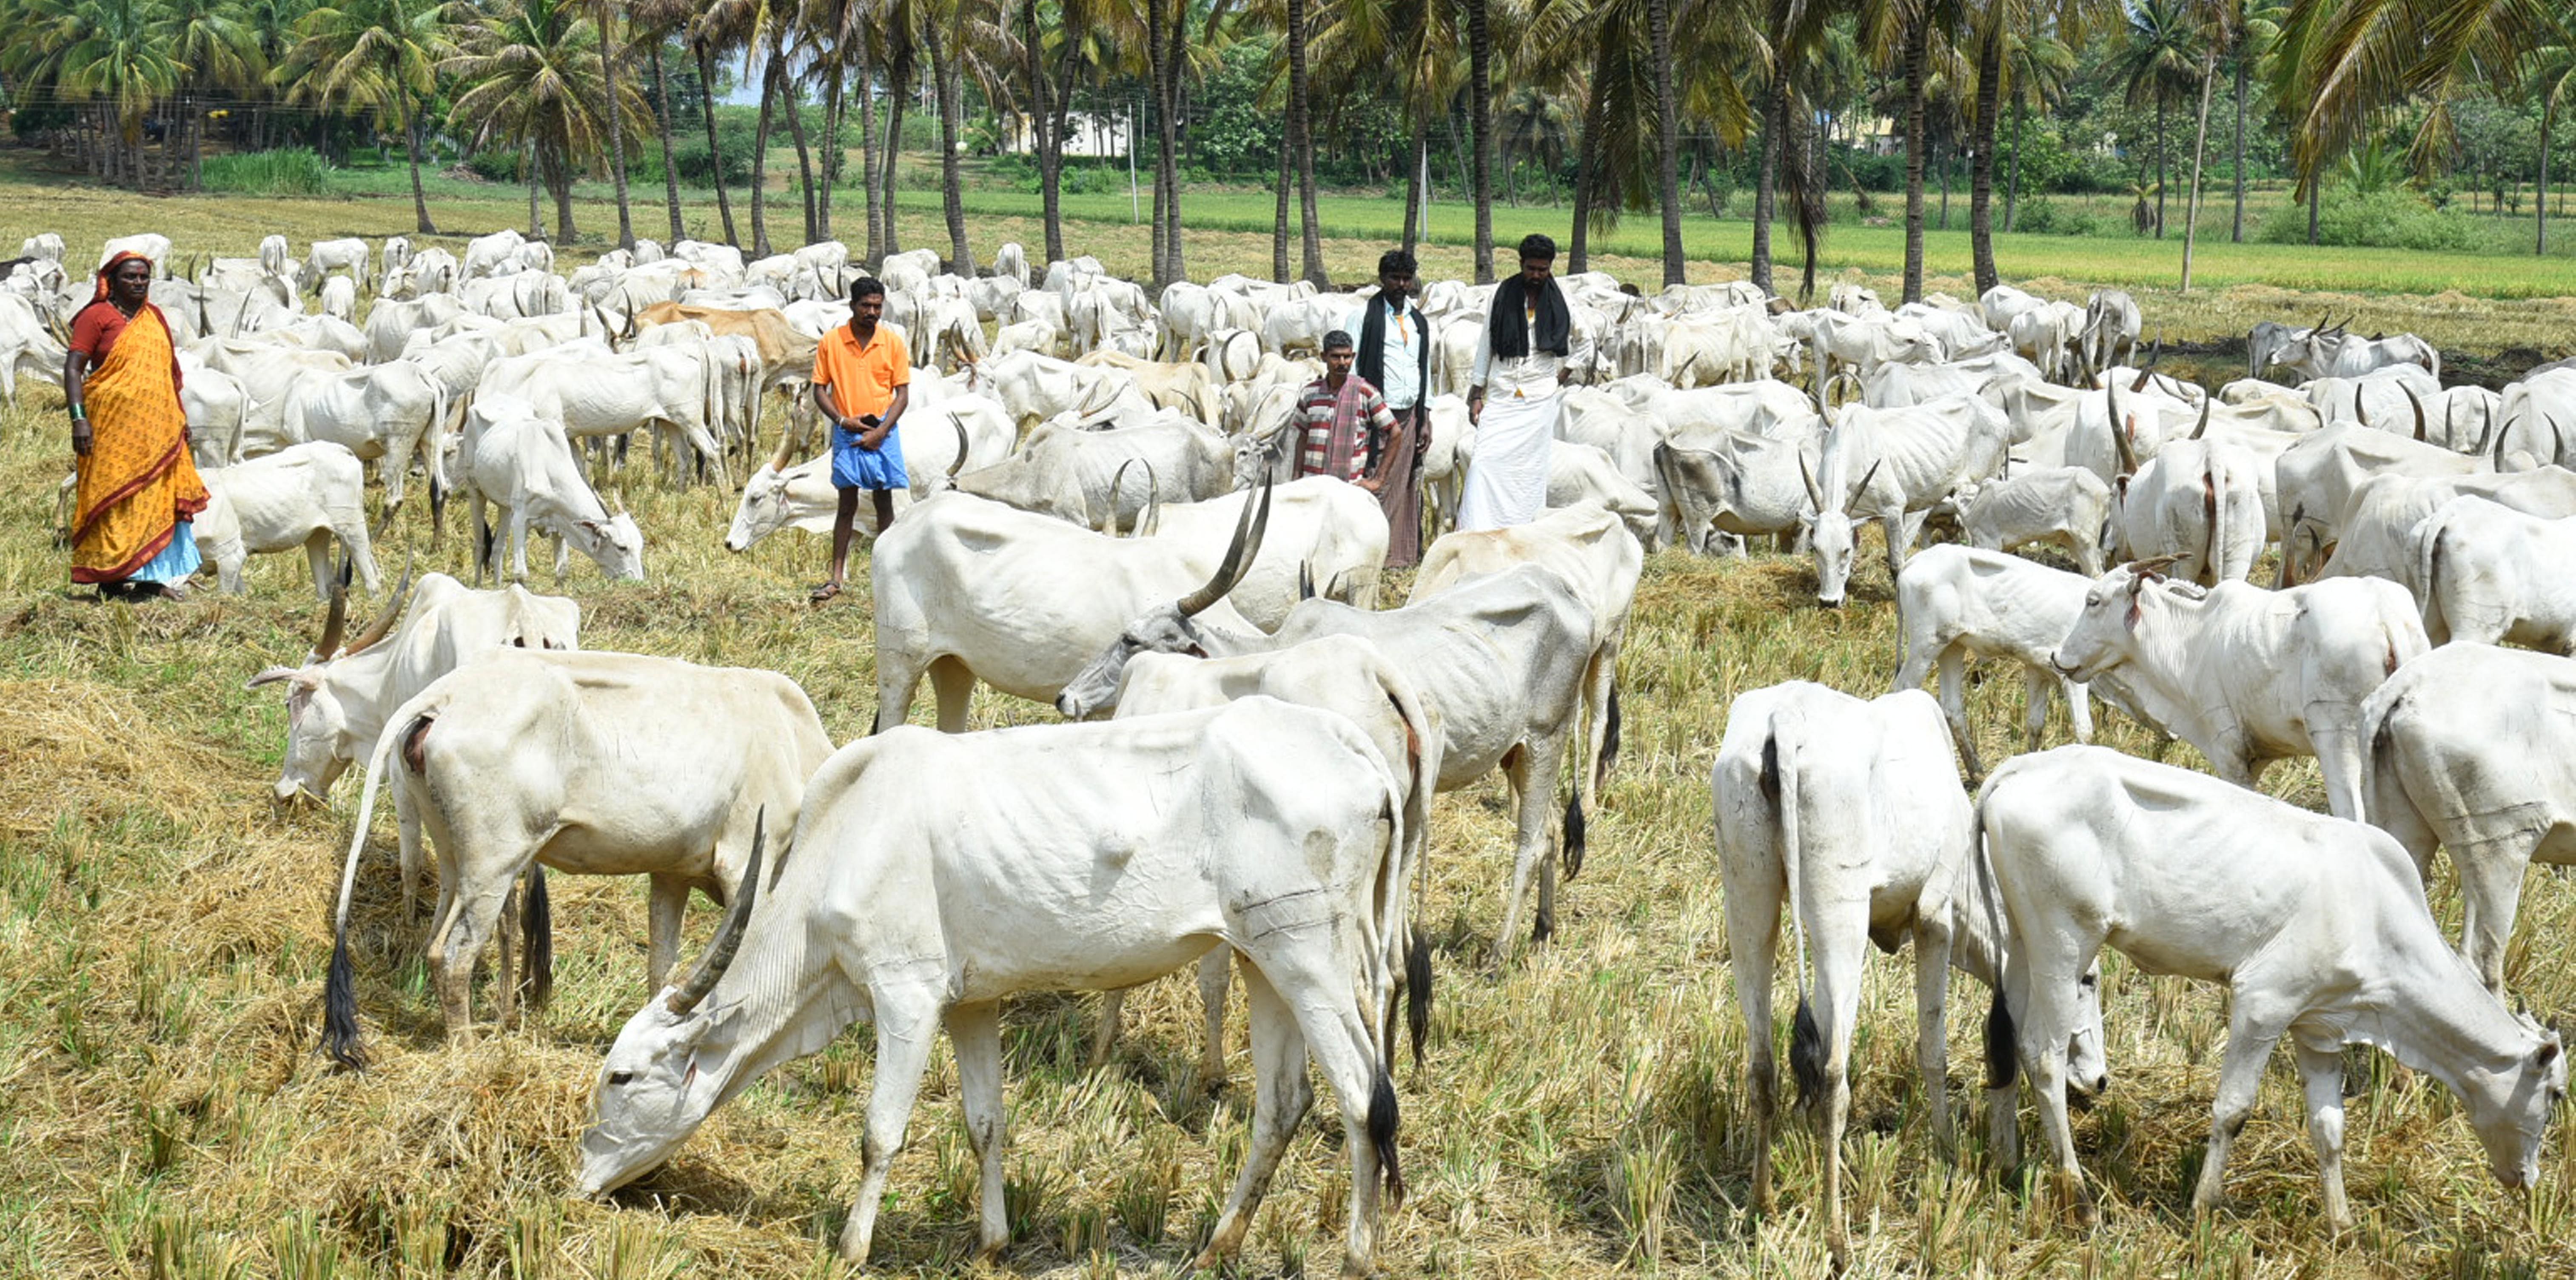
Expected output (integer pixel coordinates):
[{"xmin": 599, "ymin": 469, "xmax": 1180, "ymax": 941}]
[{"xmin": 13, "ymin": 223, "xmax": 2576, "ymax": 1271}]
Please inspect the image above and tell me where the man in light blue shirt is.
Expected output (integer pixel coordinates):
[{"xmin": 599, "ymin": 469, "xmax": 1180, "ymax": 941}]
[{"xmin": 1345, "ymin": 249, "xmax": 1430, "ymax": 565}]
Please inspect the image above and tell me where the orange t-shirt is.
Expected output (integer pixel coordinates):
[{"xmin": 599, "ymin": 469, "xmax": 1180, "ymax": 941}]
[{"xmin": 812, "ymin": 322, "xmax": 911, "ymax": 420}]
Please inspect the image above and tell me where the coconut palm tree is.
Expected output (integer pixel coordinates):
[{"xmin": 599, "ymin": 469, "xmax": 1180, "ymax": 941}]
[
  {"xmin": 1964, "ymin": 0, "xmax": 2098, "ymax": 293},
  {"xmin": 1863, "ymin": 0, "xmax": 1966, "ymax": 302},
  {"xmin": 1284, "ymin": 0, "xmax": 1325, "ymax": 284},
  {"xmin": 2528, "ymin": 9, "xmax": 2576, "ymax": 254},
  {"xmin": 161, "ymin": 0, "xmax": 265, "ymax": 189},
  {"xmin": 1465, "ymin": 0, "xmax": 1495, "ymax": 279},
  {"xmin": 630, "ymin": 0, "xmax": 696, "ymax": 241},
  {"xmin": 54, "ymin": 0, "xmax": 185, "ymax": 185},
  {"xmin": 687, "ymin": 3, "xmax": 744, "ymax": 245},
  {"xmin": 282, "ymin": 0, "xmax": 454, "ymax": 230},
  {"xmin": 2106, "ymin": 0, "xmax": 2203, "ymax": 238},
  {"xmin": 1999, "ymin": 29, "xmax": 2074, "ymax": 231},
  {"xmin": 592, "ymin": 0, "xmax": 636, "ymax": 248},
  {"xmin": 1749, "ymin": 0, "xmax": 1838, "ymax": 297},
  {"xmin": 445, "ymin": 0, "xmax": 638, "ymax": 242}
]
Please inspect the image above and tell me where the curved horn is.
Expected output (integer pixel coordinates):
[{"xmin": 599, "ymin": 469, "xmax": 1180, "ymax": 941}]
[
  {"xmin": 314, "ymin": 578, "xmax": 350, "ymax": 660},
  {"xmin": 769, "ymin": 419, "xmax": 797, "ymax": 471},
  {"xmin": 2495, "ymin": 405, "xmax": 2519, "ymax": 469},
  {"xmin": 1107, "ymin": 457, "xmax": 1143, "ymax": 534},
  {"xmin": 946, "ymin": 418, "xmax": 971, "ymax": 480},
  {"xmin": 2311, "ymin": 310, "xmax": 2332, "ymax": 336},
  {"xmin": 2553, "ymin": 416, "xmax": 2566, "ymax": 469},
  {"xmin": 2351, "ymin": 385, "xmax": 2368, "ymax": 427},
  {"xmin": 1854, "ymin": 458, "xmax": 1884, "ymax": 497},
  {"xmin": 2189, "ymin": 393, "xmax": 2212, "ymax": 441},
  {"xmin": 1799, "ymin": 453, "xmax": 1826, "ymax": 510},
  {"xmin": 1135, "ymin": 459, "xmax": 1162, "ymax": 536},
  {"xmin": 2469, "ymin": 400, "xmax": 2491, "ymax": 458},
  {"xmin": 2405, "ymin": 385, "xmax": 2426, "ymax": 442},
  {"xmin": 667, "ymin": 810, "xmax": 766, "ymax": 1015},
  {"xmin": 1176, "ymin": 475, "xmax": 1274, "ymax": 616},
  {"xmin": 344, "ymin": 556, "xmax": 416, "ymax": 656},
  {"xmin": 2106, "ymin": 377, "xmax": 2138, "ymax": 476}
]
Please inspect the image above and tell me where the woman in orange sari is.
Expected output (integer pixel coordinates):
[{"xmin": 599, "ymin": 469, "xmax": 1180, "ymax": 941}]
[{"xmin": 64, "ymin": 252, "xmax": 208, "ymax": 601}]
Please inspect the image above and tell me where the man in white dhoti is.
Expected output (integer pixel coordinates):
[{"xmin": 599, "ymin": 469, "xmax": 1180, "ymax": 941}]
[{"xmin": 1461, "ymin": 233, "xmax": 1590, "ymax": 531}]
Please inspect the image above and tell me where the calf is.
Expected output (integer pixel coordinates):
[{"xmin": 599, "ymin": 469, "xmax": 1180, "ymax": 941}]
[
  {"xmin": 1894, "ymin": 545, "xmax": 2125, "ymax": 777},
  {"xmin": 196, "ymin": 442, "xmax": 384, "ymax": 600},
  {"xmin": 1715, "ymin": 682, "xmax": 2105, "ymax": 1270},
  {"xmin": 2414, "ymin": 496, "xmax": 2576, "ymax": 651},
  {"xmin": 1980, "ymin": 746, "xmax": 2563, "ymax": 1232},
  {"xmin": 2050, "ymin": 563, "xmax": 2426, "ymax": 820}
]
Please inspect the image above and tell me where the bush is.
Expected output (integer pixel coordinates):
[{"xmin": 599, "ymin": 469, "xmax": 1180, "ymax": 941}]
[
  {"xmin": 2009, "ymin": 195, "xmax": 2118, "ymax": 237},
  {"xmin": 198, "ymin": 148, "xmax": 333, "ymax": 196},
  {"xmin": 2254, "ymin": 189, "xmax": 2496, "ymax": 253}
]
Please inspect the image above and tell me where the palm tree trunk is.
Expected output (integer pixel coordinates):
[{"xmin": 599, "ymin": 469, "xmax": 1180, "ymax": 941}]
[
  {"xmin": 400, "ymin": 90, "xmax": 437, "ymax": 234},
  {"xmin": 927, "ymin": 22, "xmax": 974, "ymax": 273},
  {"xmin": 858, "ymin": 45, "xmax": 883, "ymax": 263},
  {"xmin": 1648, "ymin": 0, "xmax": 1684, "ymax": 285},
  {"xmin": 1020, "ymin": 0, "xmax": 1065, "ymax": 262},
  {"xmin": 2306, "ymin": 176, "xmax": 2318, "ymax": 245},
  {"xmin": 1401, "ymin": 114, "xmax": 1428, "ymax": 255},
  {"xmin": 1969, "ymin": 25, "xmax": 2002, "ymax": 294},
  {"xmin": 1160, "ymin": 0, "xmax": 1187, "ymax": 282},
  {"xmin": 2541, "ymin": 100, "xmax": 2553, "ymax": 256},
  {"xmin": 527, "ymin": 141, "xmax": 543, "ymax": 237},
  {"xmin": 750, "ymin": 53, "xmax": 781, "ymax": 256},
  {"xmin": 695, "ymin": 39, "xmax": 740, "ymax": 245},
  {"xmin": 820, "ymin": 60, "xmax": 844, "ymax": 241},
  {"xmin": 2230, "ymin": 50, "xmax": 2246, "ymax": 242},
  {"xmin": 2154, "ymin": 96, "xmax": 2168, "ymax": 237},
  {"xmin": 1901, "ymin": 11, "xmax": 1928, "ymax": 303},
  {"xmin": 2005, "ymin": 92, "xmax": 2024, "ymax": 232},
  {"xmin": 880, "ymin": 46, "xmax": 908, "ymax": 259},
  {"xmin": 1145, "ymin": 9, "xmax": 1170, "ymax": 283},
  {"xmin": 2179, "ymin": 53, "xmax": 2215, "ymax": 291},
  {"xmin": 1465, "ymin": 0, "xmax": 1495, "ymax": 282},
  {"xmin": 547, "ymin": 141, "xmax": 577, "ymax": 242},
  {"xmin": 1048, "ymin": 51, "xmax": 1078, "ymax": 264},
  {"xmin": 782, "ymin": 54, "xmax": 821, "ymax": 243},
  {"xmin": 599, "ymin": 0, "xmax": 635, "ymax": 250},
  {"xmin": 1570, "ymin": 42, "xmax": 1609, "ymax": 274},
  {"xmin": 652, "ymin": 45, "xmax": 685, "ymax": 242},
  {"xmin": 1752, "ymin": 77, "xmax": 1782, "ymax": 295},
  {"xmin": 1287, "ymin": 0, "xmax": 1328, "ymax": 286},
  {"xmin": 1274, "ymin": 140, "xmax": 1292, "ymax": 282}
]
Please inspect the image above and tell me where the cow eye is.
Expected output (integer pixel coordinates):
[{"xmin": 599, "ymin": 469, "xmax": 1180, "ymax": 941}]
[
  {"xmin": 607, "ymin": 1070, "xmax": 635, "ymax": 1086},
  {"xmin": 2084, "ymin": 592, "xmax": 2101, "ymax": 607}
]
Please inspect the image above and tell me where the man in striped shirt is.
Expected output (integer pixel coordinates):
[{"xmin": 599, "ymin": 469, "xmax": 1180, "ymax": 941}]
[{"xmin": 1293, "ymin": 330, "xmax": 1399, "ymax": 490}]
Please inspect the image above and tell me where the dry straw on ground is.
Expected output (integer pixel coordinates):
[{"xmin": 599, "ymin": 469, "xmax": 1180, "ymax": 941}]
[{"xmin": 0, "ymin": 200, "xmax": 2569, "ymax": 1279}]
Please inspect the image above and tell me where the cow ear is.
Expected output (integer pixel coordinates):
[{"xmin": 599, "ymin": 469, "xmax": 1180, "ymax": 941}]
[{"xmin": 2542, "ymin": 1040, "xmax": 2562, "ymax": 1070}]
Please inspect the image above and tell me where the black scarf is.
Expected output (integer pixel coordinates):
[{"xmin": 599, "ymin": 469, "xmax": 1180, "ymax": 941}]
[
  {"xmin": 1356, "ymin": 293, "xmax": 1430, "ymax": 406},
  {"xmin": 1488, "ymin": 274, "xmax": 1571, "ymax": 359}
]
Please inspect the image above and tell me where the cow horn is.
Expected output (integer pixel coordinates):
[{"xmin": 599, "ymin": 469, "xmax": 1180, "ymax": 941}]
[
  {"xmin": 666, "ymin": 810, "xmax": 764, "ymax": 1015},
  {"xmin": 946, "ymin": 419, "xmax": 970, "ymax": 480},
  {"xmin": 2495, "ymin": 406, "xmax": 2519, "ymax": 469},
  {"xmin": 2469, "ymin": 401, "xmax": 2491, "ymax": 457},
  {"xmin": 2352, "ymin": 386, "xmax": 2368, "ymax": 428},
  {"xmin": 2190, "ymin": 394, "xmax": 2212, "ymax": 441},
  {"xmin": 345, "ymin": 556, "xmax": 416, "ymax": 656},
  {"xmin": 314, "ymin": 578, "xmax": 350, "ymax": 661},
  {"xmin": 2552, "ymin": 416, "xmax": 2566, "ymax": 468},
  {"xmin": 1799, "ymin": 453, "xmax": 1826, "ymax": 510},
  {"xmin": 2106, "ymin": 377, "xmax": 2137, "ymax": 476},
  {"xmin": 1107, "ymin": 458, "xmax": 1143, "ymax": 534},
  {"xmin": 1855, "ymin": 458, "xmax": 1883, "ymax": 496},
  {"xmin": 769, "ymin": 422, "xmax": 797, "ymax": 471},
  {"xmin": 2311, "ymin": 310, "xmax": 2331, "ymax": 336},
  {"xmin": 1177, "ymin": 474, "xmax": 1273, "ymax": 616},
  {"xmin": 2129, "ymin": 553, "xmax": 2186, "ymax": 581},
  {"xmin": 2406, "ymin": 385, "xmax": 2426, "ymax": 442}
]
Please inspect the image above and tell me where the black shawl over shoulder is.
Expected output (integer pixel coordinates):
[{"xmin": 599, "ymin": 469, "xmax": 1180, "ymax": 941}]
[
  {"xmin": 1356, "ymin": 295, "xmax": 1431, "ymax": 403},
  {"xmin": 1487, "ymin": 274, "xmax": 1571, "ymax": 358}
]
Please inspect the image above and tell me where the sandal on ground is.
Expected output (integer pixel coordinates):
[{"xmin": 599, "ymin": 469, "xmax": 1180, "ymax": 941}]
[{"xmin": 808, "ymin": 581, "xmax": 843, "ymax": 605}]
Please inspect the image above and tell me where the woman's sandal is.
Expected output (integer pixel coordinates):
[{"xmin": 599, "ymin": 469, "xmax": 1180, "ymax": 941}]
[{"xmin": 808, "ymin": 581, "xmax": 842, "ymax": 605}]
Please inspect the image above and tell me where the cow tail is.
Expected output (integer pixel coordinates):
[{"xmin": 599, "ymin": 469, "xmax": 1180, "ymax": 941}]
[
  {"xmin": 1386, "ymin": 679, "xmax": 1436, "ymax": 1072},
  {"xmin": 1769, "ymin": 714, "xmax": 1827, "ymax": 1110},
  {"xmin": 519, "ymin": 863, "xmax": 553, "ymax": 1011},
  {"xmin": 2200, "ymin": 456, "xmax": 2220, "ymax": 585},
  {"xmin": 2416, "ymin": 505, "xmax": 2450, "ymax": 643},
  {"xmin": 1597, "ymin": 685, "xmax": 1623, "ymax": 788},
  {"xmin": 1970, "ymin": 787, "xmax": 2019, "ymax": 1093},
  {"xmin": 322, "ymin": 690, "xmax": 430, "ymax": 1070}
]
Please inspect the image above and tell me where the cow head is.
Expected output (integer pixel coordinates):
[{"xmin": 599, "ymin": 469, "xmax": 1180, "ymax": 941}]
[
  {"xmin": 2052, "ymin": 558, "xmax": 2188, "ymax": 680},
  {"xmin": 1054, "ymin": 478, "xmax": 1273, "ymax": 719},
  {"xmin": 246, "ymin": 570, "xmax": 413, "ymax": 804},
  {"xmin": 1801, "ymin": 454, "xmax": 1877, "ymax": 609},
  {"xmin": 2459, "ymin": 1016, "xmax": 2565, "ymax": 1192},
  {"xmin": 578, "ymin": 507, "xmax": 647, "ymax": 581},
  {"xmin": 582, "ymin": 817, "xmax": 767, "ymax": 1196}
]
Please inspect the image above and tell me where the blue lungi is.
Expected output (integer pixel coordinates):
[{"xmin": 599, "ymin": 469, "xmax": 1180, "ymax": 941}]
[{"xmin": 831, "ymin": 423, "xmax": 908, "ymax": 491}]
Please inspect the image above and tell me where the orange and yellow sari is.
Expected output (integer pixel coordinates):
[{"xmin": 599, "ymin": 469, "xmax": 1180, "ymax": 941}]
[{"xmin": 70, "ymin": 261, "xmax": 208, "ymax": 586}]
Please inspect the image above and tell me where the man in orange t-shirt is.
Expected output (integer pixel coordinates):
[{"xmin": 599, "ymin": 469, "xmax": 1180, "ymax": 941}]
[{"xmin": 807, "ymin": 277, "xmax": 911, "ymax": 604}]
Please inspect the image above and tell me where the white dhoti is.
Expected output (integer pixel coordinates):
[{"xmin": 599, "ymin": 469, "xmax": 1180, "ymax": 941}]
[{"xmin": 1458, "ymin": 390, "xmax": 1559, "ymax": 531}]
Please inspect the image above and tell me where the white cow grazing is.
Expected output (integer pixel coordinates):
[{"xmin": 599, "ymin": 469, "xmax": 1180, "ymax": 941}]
[
  {"xmin": 578, "ymin": 698, "xmax": 1416, "ymax": 1274},
  {"xmin": 280, "ymin": 361, "xmax": 449, "ymax": 513},
  {"xmin": 1979, "ymin": 746, "xmax": 2564, "ymax": 1233},
  {"xmin": 258, "ymin": 234, "xmax": 291, "ymax": 279},
  {"xmin": 303, "ymin": 238, "xmax": 369, "ymax": 292},
  {"xmin": 2413, "ymin": 496, "xmax": 2576, "ymax": 650},
  {"xmin": 2050, "ymin": 563, "xmax": 2427, "ymax": 820},
  {"xmin": 0, "ymin": 292, "xmax": 68, "ymax": 411},
  {"xmin": 476, "ymin": 344, "xmax": 730, "ymax": 485},
  {"xmin": 990, "ymin": 239, "xmax": 1031, "ymax": 287},
  {"xmin": 1715, "ymin": 681, "xmax": 2105, "ymax": 1270},
  {"xmin": 321, "ymin": 650, "xmax": 834, "ymax": 1065},
  {"xmin": 1129, "ymin": 477, "xmax": 1391, "ymax": 622},
  {"xmin": 952, "ymin": 414, "xmax": 1235, "ymax": 529},
  {"xmin": 1895, "ymin": 545, "xmax": 2126, "ymax": 777},
  {"xmin": 1959, "ymin": 466, "xmax": 2113, "ymax": 577},
  {"xmin": 2274, "ymin": 424, "xmax": 2490, "ymax": 584},
  {"xmin": 195, "ymin": 442, "xmax": 383, "ymax": 599},
  {"xmin": 2312, "ymin": 468, "xmax": 2576, "ymax": 591},
  {"xmin": 2361, "ymin": 643, "xmax": 2576, "ymax": 995},
  {"xmin": 463, "ymin": 399, "xmax": 646, "ymax": 583},
  {"xmin": 1086, "ymin": 634, "xmax": 1442, "ymax": 1083}
]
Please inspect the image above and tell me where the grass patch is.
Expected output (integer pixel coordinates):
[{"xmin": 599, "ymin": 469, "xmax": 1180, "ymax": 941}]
[{"xmin": 197, "ymin": 149, "xmax": 334, "ymax": 198}]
